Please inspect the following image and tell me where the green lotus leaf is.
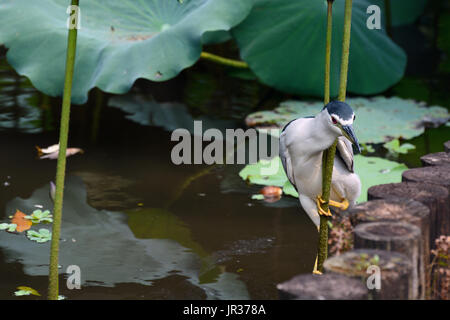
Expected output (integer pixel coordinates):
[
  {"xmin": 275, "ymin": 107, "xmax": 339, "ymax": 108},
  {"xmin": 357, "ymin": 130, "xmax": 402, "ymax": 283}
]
[
  {"xmin": 239, "ymin": 155, "xmax": 407, "ymax": 203},
  {"xmin": 371, "ymin": 0, "xmax": 427, "ymax": 26},
  {"xmin": 231, "ymin": 0, "xmax": 406, "ymax": 98},
  {"xmin": 354, "ymin": 155, "xmax": 407, "ymax": 202},
  {"xmin": 245, "ymin": 96, "xmax": 449, "ymax": 144},
  {"xmin": 0, "ymin": 0, "xmax": 254, "ymax": 104}
]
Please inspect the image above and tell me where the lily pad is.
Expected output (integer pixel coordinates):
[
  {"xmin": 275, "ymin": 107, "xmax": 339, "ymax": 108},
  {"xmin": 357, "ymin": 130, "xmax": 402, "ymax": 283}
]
[
  {"xmin": 245, "ymin": 96, "xmax": 449, "ymax": 144},
  {"xmin": 0, "ymin": 223, "xmax": 17, "ymax": 232},
  {"xmin": 26, "ymin": 229, "xmax": 52, "ymax": 243},
  {"xmin": 25, "ymin": 210, "xmax": 53, "ymax": 224},
  {"xmin": 231, "ymin": 0, "xmax": 406, "ymax": 98},
  {"xmin": 0, "ymin": 0, "xmax": 254, "ymax": 104},
  {"xmin": 383, "ymin": 139, "xmax": 415, "ymax": 155},
  {"xmin": 239, "ymin": 155, "xmax": 407, "ymax": 203}
]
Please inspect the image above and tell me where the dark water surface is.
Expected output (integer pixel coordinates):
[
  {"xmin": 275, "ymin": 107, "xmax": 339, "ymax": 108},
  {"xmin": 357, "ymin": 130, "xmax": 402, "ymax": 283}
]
[{"xmin": 0, "ymin": 51, "xmax": 321, "ymax": 300}]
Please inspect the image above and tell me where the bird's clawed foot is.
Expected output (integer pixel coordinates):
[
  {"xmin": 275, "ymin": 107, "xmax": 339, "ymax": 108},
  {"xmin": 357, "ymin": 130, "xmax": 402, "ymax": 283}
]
[
  {"xmin": 329, "ymin": 198, "xmax": 349, "ymax": 211},
  {"xmin": 316, "ymin": 196, "xmax": 332, "ymax": 216}
]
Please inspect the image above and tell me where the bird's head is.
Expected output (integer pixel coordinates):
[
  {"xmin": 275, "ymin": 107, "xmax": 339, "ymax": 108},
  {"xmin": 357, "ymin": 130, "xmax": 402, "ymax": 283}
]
[{"xmin": 323, "ymin": 101, "xmax": 361, "ymax": 153}]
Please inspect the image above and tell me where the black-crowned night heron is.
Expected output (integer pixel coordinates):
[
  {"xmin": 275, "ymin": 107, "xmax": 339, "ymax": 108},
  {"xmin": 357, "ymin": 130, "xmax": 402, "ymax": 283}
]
[{"xmin": 279, "ymin": 101, "xmax": 362, "ymax": 271}]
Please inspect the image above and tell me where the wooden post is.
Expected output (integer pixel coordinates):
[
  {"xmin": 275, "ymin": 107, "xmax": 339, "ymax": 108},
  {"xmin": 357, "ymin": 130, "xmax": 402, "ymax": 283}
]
[
  {"xmin": 444, "ymin": 140, "xmax": 450, "ymax": 153},
  {"xmin": 353, "ymin": 222, "xmax": 421, "ymax": 299},
  {"xmin": 402, "ymin": 166, "xmax": 450, "ymax": 193},
  {"xmin": 348, "ymin": 199, "xmax": 430, "ymax": 299},
  {"xmin": 324, "ymin": 249, "xmax": 412, "ymax": 299},
  {"xmin": 368, "ymin": 182, "xmax": 449, "ymax": 248},
  {"xmin": 402, "ymin": 166, "xmax": 450, "ymax": 238},
  {"xmin": 277, "ymin": 273, "xmax": 368, "ymax": 300},
  {"xmin": 420, "ymin": 152, "xmax": 450, "ymax": 167}
]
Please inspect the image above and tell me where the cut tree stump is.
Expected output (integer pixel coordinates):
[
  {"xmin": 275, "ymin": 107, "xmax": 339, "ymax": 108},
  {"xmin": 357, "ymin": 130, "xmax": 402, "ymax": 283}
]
[
  {"xmin": 445, "ymin": 140, "xmax": 450, "ymax": 153},
  {"xmin": 402, "ymin": 166, "xmax": 450, "ymax": 193},
  {"xmin": 421, "ymin": 152, "xmax": 450, "ymax": 167},
  {"xmin": 353, "ymin": 222, "xmax": 421, "ymax": 299},
  {"xmin": 368, "ymin": 182, "xmax": 449, "ymax": 247},
  {"xmin": 277, "ymin": 273, "xmax": 368, "ymax": 300},
  {"xmin": 348, "ymin": 199, "xmax": 430, "ymax": 299},
  {"xmin": 323, "ymin": 249, "xmax": 412, "ymax": 300}
]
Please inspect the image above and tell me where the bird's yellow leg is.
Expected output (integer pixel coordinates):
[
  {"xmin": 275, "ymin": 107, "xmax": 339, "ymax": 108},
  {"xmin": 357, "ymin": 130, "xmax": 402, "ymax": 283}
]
[
  {"xmin": 316, "ymin": 195, "xmax": 332, "ymax": 216},
  {"xmin": 312, "ymin": 226, "xmax": 323, "ymax": 274},
  {"xmin": 312, "ymin": 255, "xmax": 322, "ymax": 275},
  {"xmin": 328, "ymin": 198, "xmax": 349, "ymax": 210}
]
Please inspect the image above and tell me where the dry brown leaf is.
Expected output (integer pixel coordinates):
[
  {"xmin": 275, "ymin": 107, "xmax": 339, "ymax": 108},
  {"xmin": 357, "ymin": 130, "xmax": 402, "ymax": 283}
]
[{"xmin": 11, "ymin": 209, "xmax": 32, "ymax": 232}]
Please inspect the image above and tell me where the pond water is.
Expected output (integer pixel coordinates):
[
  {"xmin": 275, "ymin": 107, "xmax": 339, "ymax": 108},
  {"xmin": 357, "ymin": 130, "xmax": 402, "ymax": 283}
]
[{"xmin": 0, "ymin": 40, "xmax": 448, "ymax": 300}]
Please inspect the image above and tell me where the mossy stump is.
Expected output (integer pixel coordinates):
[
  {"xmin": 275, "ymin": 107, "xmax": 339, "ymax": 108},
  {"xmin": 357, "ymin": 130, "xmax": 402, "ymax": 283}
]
[
  {"xmin": 353, "ymin": 222, "xmax": 421, "ymax": 299},
  {"xmin": 323, "ymin": 249, "xmax": 412, "ymax": 300},
  {"xmin": 368, "ymin": 182, "xmax": 449, "ymax": 249},
  {"xmin": 277, "ymin": 273, "xmax": 368, "ymax": 300},
  {"xmin": 348, "ymin": 199, "xmax": 430, "ymax": 299}
]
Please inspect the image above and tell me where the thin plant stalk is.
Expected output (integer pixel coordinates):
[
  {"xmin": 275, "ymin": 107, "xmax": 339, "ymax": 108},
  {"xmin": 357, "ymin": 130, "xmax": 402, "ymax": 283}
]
[
  {"xmin": 317, "ymin": 0, "xmax": 353, "ymax": 272},
  {"xmin": 200, "ymin": 51, "xmax": 248, "ymax": 68},
  {"xmin": 317, "ymin": 0, "xmax": 334, "ymax": 273},
  {"xmin": 48, "ymin": 0, "xmax": 79, "ymax": 300}
]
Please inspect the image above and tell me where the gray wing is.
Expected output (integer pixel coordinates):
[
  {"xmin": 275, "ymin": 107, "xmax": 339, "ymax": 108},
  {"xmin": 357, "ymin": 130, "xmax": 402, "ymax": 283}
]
[
  {"xmin": 279, "ymin": 126, "xmax": 297, "ymax": 190},
  {"xmin": 336, "ymin": 136, "xmax": 354, "ymax": 172}
]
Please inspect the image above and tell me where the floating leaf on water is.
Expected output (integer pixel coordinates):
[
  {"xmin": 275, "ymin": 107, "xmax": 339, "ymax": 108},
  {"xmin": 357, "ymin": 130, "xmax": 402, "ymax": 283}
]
[
  {"xmin": 245, "ymin": 97, "xmax": 449, "ymax": 144},
  {"xmin": 239, "ymin": 155, "xmax": 407, "ymax": 203},
  {"xmin": 38, "ymin": 147, "xmax": 84, "ymax": 160},
  {"xmin": 0, "ymin": 223, "xmax": 17, "ymax": 232},
  {"xmin": 26, "ymin": 229, "xmax": 52, "ymax": 243},
  {"xmin": 383, "ymin": 139, "xmax": 416, "ymax": 155},
  {"xmin": 11, "ymin": 209, "xmax": 32, "ymax": 232},
  {"xmin": 35, "ymin": 144, "xmax": 59, "ymax": 156},
  {"xmin": 25, "ymin": 210, "xmax": 53, "ymax": 224},
  {"xmin": 251, "ymin": 194, "xmax": 265, "ymax": 200},
  {"xmin": 14, "ymin": 286, "xmax": 41, "ymax": 297}
]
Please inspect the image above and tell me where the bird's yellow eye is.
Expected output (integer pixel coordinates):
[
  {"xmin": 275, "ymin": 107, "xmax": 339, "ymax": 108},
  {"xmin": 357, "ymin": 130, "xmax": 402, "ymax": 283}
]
[{"xmin": 331, "ymin": 117, "xmax": 337, "ymax": 125}]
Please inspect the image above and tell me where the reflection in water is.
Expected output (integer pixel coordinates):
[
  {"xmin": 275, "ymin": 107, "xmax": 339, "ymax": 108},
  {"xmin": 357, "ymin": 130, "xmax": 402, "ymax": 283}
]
[
  {"xmin": 0, "ymin": 176, "xmax": 249, "ymax": 299},
  {"xmin": 0, "ymin": 58, "xmax": 43, "ymax": 133}
]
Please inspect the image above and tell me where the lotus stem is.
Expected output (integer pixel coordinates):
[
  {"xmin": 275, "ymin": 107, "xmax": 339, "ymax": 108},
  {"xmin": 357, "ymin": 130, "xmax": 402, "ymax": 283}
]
[
  {"xmin": 338, "ymin": 0, "xmax": 353, "ymax": 102},
  {"xmin": 324, "ymin": 0, "xmax": 333, "ymax": 105},
  {"xmin": 317, "ymin": 0, "xmax": 335, "ymax": 273},
  {"xmin": 48, "ymin": 0, "xmax": 79, "ymax": 300},
  {"xmin": 318, "ymin": 0, "xmax": 353, "ymax": 272},
  {"xmin": 200, "ymin": 51, "xmax": 249, "ymax": 68}
]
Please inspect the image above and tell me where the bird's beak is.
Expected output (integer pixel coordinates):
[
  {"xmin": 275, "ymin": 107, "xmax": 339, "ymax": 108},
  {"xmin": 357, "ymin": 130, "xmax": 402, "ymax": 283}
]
[{"xmin": 341, "ymin": 125, "xmax": 361, "ymax": 153}]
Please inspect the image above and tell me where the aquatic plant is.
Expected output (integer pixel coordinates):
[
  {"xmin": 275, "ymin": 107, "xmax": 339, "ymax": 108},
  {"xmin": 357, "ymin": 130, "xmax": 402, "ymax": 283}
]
[
  {"xmin": 48, "ymin": 0, "xmax": 79, "ymax": 300},
  {"xmin": 0, "ymin": 0, "xmax": 428, "ymax": 102}
]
